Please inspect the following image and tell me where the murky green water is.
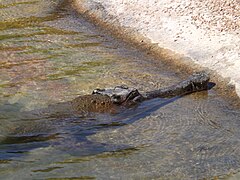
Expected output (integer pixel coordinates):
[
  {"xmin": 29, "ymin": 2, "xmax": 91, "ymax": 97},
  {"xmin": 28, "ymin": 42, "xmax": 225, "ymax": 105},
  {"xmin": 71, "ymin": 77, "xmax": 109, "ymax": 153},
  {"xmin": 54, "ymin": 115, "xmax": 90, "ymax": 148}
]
[{"xmin": 1, "ymin": 0, "xmax": 240, "ymax": 179}]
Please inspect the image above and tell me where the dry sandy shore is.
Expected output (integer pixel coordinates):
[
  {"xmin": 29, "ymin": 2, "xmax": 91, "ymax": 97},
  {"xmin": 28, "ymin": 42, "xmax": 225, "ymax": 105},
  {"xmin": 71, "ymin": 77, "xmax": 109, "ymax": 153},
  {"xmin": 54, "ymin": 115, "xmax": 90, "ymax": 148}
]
[{"xmin": 72, "ymin": 0, "xmax": 240, "ymax": 97}]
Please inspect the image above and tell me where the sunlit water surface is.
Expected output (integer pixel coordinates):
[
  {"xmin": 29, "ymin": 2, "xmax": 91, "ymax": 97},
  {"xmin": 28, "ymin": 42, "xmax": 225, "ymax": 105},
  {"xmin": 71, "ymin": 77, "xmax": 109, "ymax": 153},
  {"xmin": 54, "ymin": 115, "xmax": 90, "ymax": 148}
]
[{"xmin": 1, "ymin": 0, "xmax": 240, "ymax": 179}]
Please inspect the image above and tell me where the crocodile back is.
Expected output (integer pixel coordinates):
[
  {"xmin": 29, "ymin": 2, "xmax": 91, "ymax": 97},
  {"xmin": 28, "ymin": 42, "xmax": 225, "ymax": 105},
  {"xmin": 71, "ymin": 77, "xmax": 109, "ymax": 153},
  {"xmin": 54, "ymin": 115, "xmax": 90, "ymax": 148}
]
[{"xmin": 71, "ymin": 94, "xmax": 119, "ymax": 114}]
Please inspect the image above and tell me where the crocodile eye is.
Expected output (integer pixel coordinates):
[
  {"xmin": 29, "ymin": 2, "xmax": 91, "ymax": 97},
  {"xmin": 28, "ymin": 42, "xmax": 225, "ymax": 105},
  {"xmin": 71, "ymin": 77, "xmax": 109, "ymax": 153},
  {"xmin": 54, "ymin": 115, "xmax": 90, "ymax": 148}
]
[{"xmin": 111, "ymin": 95, "xmax": 121, "ymax": 104}]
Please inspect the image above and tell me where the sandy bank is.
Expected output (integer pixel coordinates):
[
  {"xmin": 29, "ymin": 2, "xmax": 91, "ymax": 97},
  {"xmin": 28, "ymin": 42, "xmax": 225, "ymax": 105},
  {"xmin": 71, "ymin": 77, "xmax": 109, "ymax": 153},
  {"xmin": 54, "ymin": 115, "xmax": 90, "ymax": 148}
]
[{"xmin": 72, "ymin": 0, "xmax": 240, "ymax": 98}]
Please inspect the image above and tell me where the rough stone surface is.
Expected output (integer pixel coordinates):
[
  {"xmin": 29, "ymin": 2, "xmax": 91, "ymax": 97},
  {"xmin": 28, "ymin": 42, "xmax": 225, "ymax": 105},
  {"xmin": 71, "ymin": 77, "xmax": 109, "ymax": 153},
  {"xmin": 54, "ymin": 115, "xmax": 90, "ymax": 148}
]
[{"xmin": 73, "ymin": 0, "xmax": 240, "ymax": 97}]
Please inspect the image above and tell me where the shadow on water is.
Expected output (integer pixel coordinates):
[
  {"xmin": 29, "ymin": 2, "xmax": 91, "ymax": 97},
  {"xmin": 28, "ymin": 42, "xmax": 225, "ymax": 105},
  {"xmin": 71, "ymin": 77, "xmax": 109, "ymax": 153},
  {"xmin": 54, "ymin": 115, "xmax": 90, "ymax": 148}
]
[
  {"xmin": 2, "ymin": 77, "xmax": 215, "ymax": 159},
  {"xmin": 0, "ymin": 80, "xmax": 214, "ymax": 159},
  {"xmin": 0, "ymin": 94, "xmax": 182, "ymax": 159}
]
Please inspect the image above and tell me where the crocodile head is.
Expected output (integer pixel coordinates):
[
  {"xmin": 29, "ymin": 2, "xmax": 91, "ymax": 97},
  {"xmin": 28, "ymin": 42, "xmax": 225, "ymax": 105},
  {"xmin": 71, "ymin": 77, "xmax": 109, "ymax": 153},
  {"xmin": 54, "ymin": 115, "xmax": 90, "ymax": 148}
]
[{"xmin": 92, "ymin": 85, "xmax": 143, "ymax": 105}]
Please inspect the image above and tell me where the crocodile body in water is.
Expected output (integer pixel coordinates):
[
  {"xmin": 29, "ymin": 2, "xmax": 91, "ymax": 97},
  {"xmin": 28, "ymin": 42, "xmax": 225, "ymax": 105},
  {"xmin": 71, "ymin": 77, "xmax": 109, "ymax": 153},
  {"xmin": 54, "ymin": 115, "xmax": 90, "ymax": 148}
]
[
  {"xmin": 32, "ymin": 71, "xmax": 210, "ymax": 118},
  {"xmin": 1, "ymin": 71, "xmax": 210, "ymax": 157}
]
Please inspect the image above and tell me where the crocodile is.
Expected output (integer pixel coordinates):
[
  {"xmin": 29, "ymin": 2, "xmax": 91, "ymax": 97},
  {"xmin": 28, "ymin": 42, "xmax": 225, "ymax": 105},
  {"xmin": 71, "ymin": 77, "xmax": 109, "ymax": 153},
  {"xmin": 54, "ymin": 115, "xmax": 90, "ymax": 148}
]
[
  {"xmin": 0, "ymin": 71, "xmax": 209, "ymax": 124},
  {"xmin": 32, "ymin": 71, "xmax": 210, "ymax": 118},
  {"xmin": 0, "ymin": 71, "xmax": 210, "ymax": 157},
  {"xmin": 92, "ymin": 71, "xmax": 210, "ymax": 104}
]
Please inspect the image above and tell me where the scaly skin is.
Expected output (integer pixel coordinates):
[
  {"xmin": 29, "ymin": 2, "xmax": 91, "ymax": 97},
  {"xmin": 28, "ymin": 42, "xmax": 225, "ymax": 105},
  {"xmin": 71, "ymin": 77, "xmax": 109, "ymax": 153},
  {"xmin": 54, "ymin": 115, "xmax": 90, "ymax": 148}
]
[
  {"xmin": 142, "ymin": 71, "xmax": 210, "ymax": 99},
  {"xmin": 31, "ymin": 95, "xmax": 120, "ymax": 118},
  {"xmin": 93, "ymin": 71, "xmax": 210, "ymax": 103},
  {"xmin": 32, "ymin": 71, "xmax": 210, "ymax": 118},
  {"xmin": 1, "ymin": 71, "xmax": 211, "ymax": 147},
  {"xmin": 71, "ymin": 94, "xmax": 119, "ymax": 114}
]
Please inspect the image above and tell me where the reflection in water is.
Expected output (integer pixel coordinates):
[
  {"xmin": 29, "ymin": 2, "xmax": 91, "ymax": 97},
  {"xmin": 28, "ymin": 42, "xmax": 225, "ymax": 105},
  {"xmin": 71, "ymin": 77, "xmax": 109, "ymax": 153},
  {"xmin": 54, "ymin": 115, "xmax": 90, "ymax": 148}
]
[{"xmin": 1, "ymin": 0, "xmax": 240, "ymax": 179}]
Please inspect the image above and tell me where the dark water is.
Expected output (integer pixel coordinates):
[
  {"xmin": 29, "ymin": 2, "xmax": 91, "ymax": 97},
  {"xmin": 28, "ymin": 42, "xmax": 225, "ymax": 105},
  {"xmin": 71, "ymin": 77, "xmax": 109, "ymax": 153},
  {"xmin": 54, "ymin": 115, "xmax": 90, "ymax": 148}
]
[{"xmin": 1, "ymin": 0, "xmax": 240, "ymax": 179}]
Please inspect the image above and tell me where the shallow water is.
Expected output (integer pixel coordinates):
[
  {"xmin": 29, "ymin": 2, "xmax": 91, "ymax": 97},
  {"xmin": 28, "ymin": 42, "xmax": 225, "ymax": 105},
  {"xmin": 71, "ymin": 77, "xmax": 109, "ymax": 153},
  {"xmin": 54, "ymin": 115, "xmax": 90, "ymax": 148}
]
[{"xmin": 1, "ymin": 0, "xmax": 240, "ymax": 179}]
